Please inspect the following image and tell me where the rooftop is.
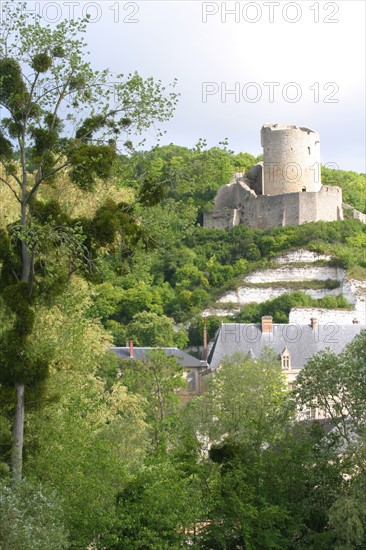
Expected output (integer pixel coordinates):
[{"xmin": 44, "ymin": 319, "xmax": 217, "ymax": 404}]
[
  {"xmin": 208, "ymin": 323, "xmax": 364, "ymax": 370},
  {"xmin": 110, "ymin": 346, "xmax": 205, "ymax": 368}
]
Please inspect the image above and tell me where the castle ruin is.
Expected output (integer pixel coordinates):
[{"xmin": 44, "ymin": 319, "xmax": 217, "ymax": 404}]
[{"xmin": 204, "ymin": 124, "xmax": 365, "ymax": 230}]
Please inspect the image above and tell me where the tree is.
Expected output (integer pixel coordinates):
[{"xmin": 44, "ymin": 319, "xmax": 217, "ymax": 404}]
[
  {"xmin": 120, "ymin": 349, "xmax": 187, "ymax": 448},
  {"xmin": 127, "ymin": 311, "xmax": 187, "ymax": 348},
  {"xmin": 0, "ymin": 479, "xmax": 69, "ymax": 550},
  {"xmin": 100, "ymin": 457, "xmax": 206, "ymax": 550},
  {"xmin": 15, "ymin": 277, "xmax": 149, "ymax": 547},
  {"xmin": 292, "ymin": 330, "xmax": 366, "ymax": 547},
  {"xmin": 0, "ymin": 2, "xmax": 178, "ymax": 482},
  {"xmin": 328, "ymin": 437, "xmax": 366, "ymax": 549},
  {"xmin": 192, "ymin": 351, "xmax": 292, "ymax": 548},
  {"xmin": 196, "ymin": 349, "xmax": 288, "ymax": 446},
  {"xmin": 294, "ymin": 330, "xmax": 366, "ymax": 442}
]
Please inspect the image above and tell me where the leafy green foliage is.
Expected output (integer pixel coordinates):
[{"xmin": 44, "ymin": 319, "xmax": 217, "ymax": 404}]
[
  {"xmin": 127, "ymin": 311, "xmax": 187, "ymax": 348},
  {"xmin": 322, "ymin": 166, "xmax": 366, "ymax": 213},
  {"xmin": 68, "ymin": 143, "xmax": 117, "ymax": 191},
  {"xmin": 294, "ymin": 329, "xmax": 366, "ymax": 438},
  {"xmin": 192, "ymin": 352, "xmax": 292, "ymax": 549},
  {"xmin": 0, "ymin": 479, "xmax": 69, "ymax": 550},
  {"xmin": 101, "ymin": 457, "xmax": 205, "ymax": 550},
  {"xmin": 195, "ymin": 349, "xmax": 288, "ymax": 445},
  {"xmin": 120, "ymin": 350, "xmax": 187, "ymax": 449}
]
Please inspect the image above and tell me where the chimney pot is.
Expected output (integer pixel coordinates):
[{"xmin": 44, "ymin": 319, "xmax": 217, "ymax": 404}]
[
  {"xmin": 310, "ymin": 318, "xmax": 318, "ymax": 329},
  {"xmin": 261, "ymin": 316, "xmax": 273, "ymax": 333},
  {"xmin": 129, "ymin": 339, "xmax": 134, "ymax": 358}
]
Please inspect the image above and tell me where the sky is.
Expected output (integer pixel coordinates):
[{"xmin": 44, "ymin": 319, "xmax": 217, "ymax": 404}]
[{"xmin": 12, "ymin": 1, "xmax": 366, "ymax": 172}]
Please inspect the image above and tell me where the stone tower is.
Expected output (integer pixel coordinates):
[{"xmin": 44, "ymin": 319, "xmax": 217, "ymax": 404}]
[{"xmin": 261, "ymin": 124, "xmax": 321, "ymax": 195}]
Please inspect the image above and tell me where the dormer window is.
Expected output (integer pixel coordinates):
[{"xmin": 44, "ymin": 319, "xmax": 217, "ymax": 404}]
[{"xmin": 281, "ymin": 347, "xmax": 291, "ymax": 370}]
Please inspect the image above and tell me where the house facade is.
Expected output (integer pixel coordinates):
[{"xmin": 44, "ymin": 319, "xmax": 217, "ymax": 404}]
[
  {"xmin": 110, "ymin": 341, "xmax": 207, "ymax": 402},
  {"xmin": 206, "ymin": 316, "xmax": 364, "ymax": 418}
]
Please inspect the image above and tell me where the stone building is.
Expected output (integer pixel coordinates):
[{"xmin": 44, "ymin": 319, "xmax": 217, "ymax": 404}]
[
  {"xmin": 206, "ymin": 317, "xmax": 364, "ymax": 419},
  {"xmin": 110, "ymin": 342, "xmax": 207, "ymax": 403},
  {"xmin": 204, "ymin": 124, "xmax": 365, "ymax": 230}
]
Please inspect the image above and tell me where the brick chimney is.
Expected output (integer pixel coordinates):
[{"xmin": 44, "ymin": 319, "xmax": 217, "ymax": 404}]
[
  {"xmin": 310, "ymin": 318, "xmax": 318, "ymax": 329},
  {"xmin": 129, "ymin": 339, "xmax": 134, "ymax": 358},
  {"xmin": 261, "ymin": 316, "xmax": 273, "ymax": 333}
]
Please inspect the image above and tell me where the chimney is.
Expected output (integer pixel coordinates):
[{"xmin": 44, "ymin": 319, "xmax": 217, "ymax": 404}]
[
  {"xmin": 353, "ymin": 318, "xmax": 360, "ymax": 324},
  {"xmin": 203, "ymin": 316, "xmax": 208, "ymax": 361},
  {"xmin": 261, "ymin": 316, "xmax": 273, "ymax": 333},
  {"xmin": 129, "ymin": 339, "xmax": 134, "ymax": 358},
  {"xmin": 310, "ymin": 318, "xmax": 318, "ymax": 329}
]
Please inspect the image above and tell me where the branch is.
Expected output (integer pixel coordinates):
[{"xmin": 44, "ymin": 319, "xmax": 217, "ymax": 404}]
[
  {"xmin": 52, "ymin": 70, "xmax": 75, "ymax": 123},
  {"xmin": 12, "ymin": 271, "xmax": 21, "ymax": 287},
  {"xmin": 0, "ymin": 175, "xmax": 21, "ymax": 202},
  {"xmin": 9, "ymin": 171, "xmax": 22, "ymax": 188},
  {"xmin": 33, "ymin": 70, "xmax": 102, "ymax": 107},
  {"xmin": 27, "ymin": 160, "xmax": 70, "ymax": 202},
  {"xmin": 25, "ymin": 72, "xmax": 39, "ymax": 120},
  {"xmin": 32, "ymin": 80, "xmax": 73, "ymax": 104}
]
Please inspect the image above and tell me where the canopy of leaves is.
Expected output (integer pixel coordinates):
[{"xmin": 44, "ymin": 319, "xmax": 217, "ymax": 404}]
[
  {"xmin": 0, "ymin": 479, "xmax": 69, "ymax": 550},
  {"xmin": 294, "ymin": 329, "xmax": 366, "ymax": 440},
  {"xmin": 322, "ymin": 166, "xmax": 366, "ymax": 214}
]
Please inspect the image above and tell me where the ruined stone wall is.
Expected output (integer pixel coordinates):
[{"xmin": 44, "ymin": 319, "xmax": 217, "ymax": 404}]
[
  {"xmin": 239, "ymin": 192, "xmax": 300, "ymax": 229},
  {"xmin": 315, "ymin": 185, "xmax": 343, "ymax": 221},
  {"xmin": 203, "ymin": 208, "xmax": 240, "ymax": 229},
  {"xmin": 214, "ymin": 178, "xmax": 255, "ymax": 210},
  {"xmin": 204, "ymin": 186, "xmax": 343, "ymax": 230},
  {"xmin": 261, "ymin": 124, "xmax": 321, "ymax": 195},
  {"xmin": 298, "ymin": 191, "xmax": 318, "ymax": 224},
  {"xmin": 342, "ymin": 203, "xmax": 366, "ymax": 224}
]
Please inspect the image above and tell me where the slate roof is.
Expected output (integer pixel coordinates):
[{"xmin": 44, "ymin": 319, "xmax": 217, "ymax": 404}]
[
  {"xmin": 208, "ymin": 323, "xmax": 364, "ymax": 370},
  {"xmin": 110, "ymin": 347, "xmax": 205, "ymax": 368}
]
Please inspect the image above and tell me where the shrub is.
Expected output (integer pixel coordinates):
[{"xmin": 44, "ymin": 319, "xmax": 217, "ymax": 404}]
[{"xmin": 0, "ymin": 479, "xmax": 69, "ymax": 550}]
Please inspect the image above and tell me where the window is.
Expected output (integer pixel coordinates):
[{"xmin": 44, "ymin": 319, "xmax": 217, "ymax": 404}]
[
  {"xmin": 281, "ymin": 348, "xmax": 291, "ymax": 370},
  {"xmin": 186, "ymin": 371, "xmax": 196, "ymax": 391},
  {"xmin": 304, "ymin": 407, "xmax": 316, "ymax": 419}
]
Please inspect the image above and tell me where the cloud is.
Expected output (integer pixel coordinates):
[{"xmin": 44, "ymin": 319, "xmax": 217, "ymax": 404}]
[{"xmin": 83, "ymin": 0, "xmax": 365, "ymax": 171}]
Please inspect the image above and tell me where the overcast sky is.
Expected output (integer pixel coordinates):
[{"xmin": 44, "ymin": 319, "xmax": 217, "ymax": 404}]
[{"xmin": 25, "ymin": 1, "xmax": 366, "ymax": 172}]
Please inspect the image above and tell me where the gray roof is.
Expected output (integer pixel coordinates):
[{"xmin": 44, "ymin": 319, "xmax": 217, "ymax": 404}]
[
  {"xmin": 208, "ymin": 323, "xmax": 364, "ymax": 370},
  {"xmin": 110, "ymin": 347, "xmax": 205, "ymax": 368}
]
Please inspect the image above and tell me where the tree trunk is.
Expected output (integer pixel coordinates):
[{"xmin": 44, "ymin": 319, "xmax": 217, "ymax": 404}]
[
  {"xmin": 10, "ymin": 198, "xmax": 30, "ymax": 484},
  {"xmin": 11, "ymin": 383, "xmax": 25, "ymax": 484},
  {"xmin": 20, "ymin": 199, "xmax": 31, "ymax": 283}
]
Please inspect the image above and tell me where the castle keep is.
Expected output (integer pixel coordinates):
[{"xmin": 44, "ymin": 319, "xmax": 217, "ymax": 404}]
[
  {"xmin": 261, "ymin": 124, "xmax": 321, "ymax": 195},
  {"xmin": 204, "ymin": 124, "xmax": 365, "ymax": 230}
]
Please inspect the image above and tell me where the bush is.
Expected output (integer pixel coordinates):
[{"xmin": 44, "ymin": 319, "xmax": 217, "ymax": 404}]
[{"xmin": 0, "ymin": 479, "xmax": 69, "ymax": 550}]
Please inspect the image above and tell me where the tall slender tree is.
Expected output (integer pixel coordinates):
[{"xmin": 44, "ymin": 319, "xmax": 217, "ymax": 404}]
[{"xmin": 0, "ymin": 1, "xmax": 178, "ymax": 482}]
